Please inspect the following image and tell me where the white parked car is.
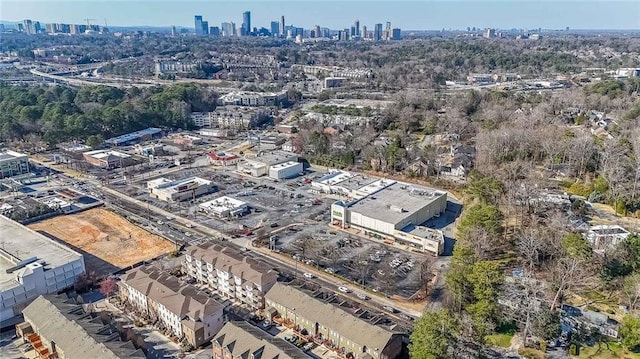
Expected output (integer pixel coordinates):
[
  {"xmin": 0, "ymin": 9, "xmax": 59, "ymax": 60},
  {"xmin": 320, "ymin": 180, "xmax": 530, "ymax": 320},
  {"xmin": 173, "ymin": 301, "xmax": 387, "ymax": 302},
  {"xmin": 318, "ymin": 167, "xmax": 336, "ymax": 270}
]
[
  {"xmin": 356, "ymin": 293, "xmax": 369, "ymax": 300},
  {"xmin": 338, "ymin": 286, "xmax": 350, "ymax": 293},
  {"xmin": 303, "ymin": 272, "xmax": 314, "ymax": 279}
]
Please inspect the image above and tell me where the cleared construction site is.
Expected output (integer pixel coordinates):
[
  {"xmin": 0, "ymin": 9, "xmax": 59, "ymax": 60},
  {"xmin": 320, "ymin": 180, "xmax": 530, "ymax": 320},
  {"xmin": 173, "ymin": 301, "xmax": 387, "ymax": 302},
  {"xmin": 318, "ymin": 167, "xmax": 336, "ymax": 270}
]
[{"xmin": 28, "ymin": 208, "xmax": 174, "ymax": 275}]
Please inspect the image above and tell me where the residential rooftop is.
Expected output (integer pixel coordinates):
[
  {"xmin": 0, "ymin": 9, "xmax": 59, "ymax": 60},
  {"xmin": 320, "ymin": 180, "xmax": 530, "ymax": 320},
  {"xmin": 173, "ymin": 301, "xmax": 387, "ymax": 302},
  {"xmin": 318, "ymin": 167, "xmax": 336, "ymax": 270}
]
[
  {"xmin": 213, "ymin": 321, "xmax": 310, "ymax": 359},
  {"xmin": 185, "ymin": 243, "xmax": 278, "ymax": 288},
  {"xmin": 120, "ymin": 266, "xmax": 224, "ymax": 329},
  {"xmin": 22, "ymin": 295, "xmax": 145, "ymax": 359},
  {"xmin": 266, "ymin": 283, "xmax": 398, "ymax": 355},
  {"xmin": 0, "ymin": 215, "xmax": 83, "ymax": 291}
]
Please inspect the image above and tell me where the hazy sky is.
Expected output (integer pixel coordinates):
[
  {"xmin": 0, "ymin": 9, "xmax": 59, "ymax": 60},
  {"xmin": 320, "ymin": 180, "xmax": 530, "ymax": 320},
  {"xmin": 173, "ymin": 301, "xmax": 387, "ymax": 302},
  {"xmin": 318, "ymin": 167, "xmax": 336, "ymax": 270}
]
[{"xmin": 1, "ymin": 0, "xmax": 639, "ymax": 30}]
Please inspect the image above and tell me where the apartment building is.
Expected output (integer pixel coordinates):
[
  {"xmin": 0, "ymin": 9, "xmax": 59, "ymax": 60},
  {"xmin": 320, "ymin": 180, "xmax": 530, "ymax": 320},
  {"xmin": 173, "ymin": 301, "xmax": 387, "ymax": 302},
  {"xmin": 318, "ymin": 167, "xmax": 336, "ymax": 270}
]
[
  {"xmin": 212, "ymin": 321, "xmax": 309, "ymax": 359},
  {"xmin": 183, "ymin": 243, "xmax": 278, "ymax": 311},
  {"xmin": 119, "ymin": 266, "xmax": 225, "ymax": 347},
  {"xmin": 265, "ymin": 283, "xmax": 402, "ymax": 359},
  {"xmin": 0, "ymin": 150, "xmax": 30, "ymax": 179}
]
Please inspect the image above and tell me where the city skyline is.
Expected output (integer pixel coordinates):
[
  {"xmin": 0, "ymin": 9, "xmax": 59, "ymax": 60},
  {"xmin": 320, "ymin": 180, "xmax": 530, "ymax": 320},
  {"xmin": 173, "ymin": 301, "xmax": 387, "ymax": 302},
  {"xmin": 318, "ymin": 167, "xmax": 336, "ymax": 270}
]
[{"xmin": 1, "ymin": 0, "xmax": 639, "ymax": 30}]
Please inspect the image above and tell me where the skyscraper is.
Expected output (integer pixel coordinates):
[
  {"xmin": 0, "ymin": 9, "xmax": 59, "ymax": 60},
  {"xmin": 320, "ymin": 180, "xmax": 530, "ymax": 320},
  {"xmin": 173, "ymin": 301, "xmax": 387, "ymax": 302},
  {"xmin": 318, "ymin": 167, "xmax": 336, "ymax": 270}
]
[
  {"xmin": 313, "ymin": 25, "xmax": 321, "ymax": 38},
  {"xmin": 242, "ymin": 11, "xmax": 251, "ymax": 36},
  {"xmin": 270, "ymin": 21, "xmax": 279, "ymax": 36},
  {"xmin": 374, "ymin": 23, "xmax": 382, "ymax": 41},
  {"xmin": 194, "ymin": 15, "xmax": 204, "ymax": 36},
  {"xmin": 354, "ymin": 19, "xmax": 360, "ymax": 37},
  {"xmin": 201, "ymin": 21, "xmax": 209, "ymax": 35},
  {"xmin": 362, "ymin": 25, "xmax": 367, "ymax": 39},
  {"xmin": 171, "ymin": 25, "xmax": 176, "ymax": 36},
  {"xmin": 279, "ymin": 16, "xmax": 285, "ymax": 36},
  {"xmin": 391, "ymin": 28, "xmax": 401, "ymax": 40},
  {"xmin": 385, "ymin": 21, "xmax": 391, "ymax": 40}
]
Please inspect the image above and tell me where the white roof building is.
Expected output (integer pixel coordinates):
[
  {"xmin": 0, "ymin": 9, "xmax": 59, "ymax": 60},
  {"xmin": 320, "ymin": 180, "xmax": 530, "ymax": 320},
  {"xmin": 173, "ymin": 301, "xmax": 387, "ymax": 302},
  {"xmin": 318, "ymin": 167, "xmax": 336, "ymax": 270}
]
[
  {"xmin": 0, "ymin": 215, "xmax": 85, "ymax": 326},
  {"xmin": 199, "ymin": 196, "xmax": 248, "ymax": 218},
  {"xmin": 148, "ymin": 177, "xmax": 216, "ymax": 202},
  {"xmin": 587, "ymin": 225, "xmax": 631, "ymax": 252}
]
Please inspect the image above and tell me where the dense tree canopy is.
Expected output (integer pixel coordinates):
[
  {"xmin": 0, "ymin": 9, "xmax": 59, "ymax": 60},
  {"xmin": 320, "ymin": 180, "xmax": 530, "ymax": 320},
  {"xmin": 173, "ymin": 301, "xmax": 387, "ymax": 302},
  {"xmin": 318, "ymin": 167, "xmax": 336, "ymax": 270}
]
[{"xmin": 0, "ymin": 83, "xmax": 218, "ymax": 145}]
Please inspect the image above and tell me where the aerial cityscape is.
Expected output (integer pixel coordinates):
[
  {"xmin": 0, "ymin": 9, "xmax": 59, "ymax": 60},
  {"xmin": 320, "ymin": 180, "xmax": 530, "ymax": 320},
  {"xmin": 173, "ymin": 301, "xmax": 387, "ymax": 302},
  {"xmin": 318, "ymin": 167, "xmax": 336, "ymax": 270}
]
[{"xmin": 0, "ymin": 1, "xmax": 640, "ymax": 359}]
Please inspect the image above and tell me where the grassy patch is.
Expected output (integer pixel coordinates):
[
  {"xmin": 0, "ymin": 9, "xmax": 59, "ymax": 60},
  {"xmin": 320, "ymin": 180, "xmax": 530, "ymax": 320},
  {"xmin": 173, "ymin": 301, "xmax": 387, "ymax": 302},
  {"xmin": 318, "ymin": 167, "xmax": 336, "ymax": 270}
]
[
  {"xmin": 578, "ymin": 342, "xmax": 640, "ymax": 359},
  {"xmin": 485, "ymin": 333, "xmax": 513, "ymax": 348},
  {"xmin": 518, "ymin": 348, "xmax": 546, "ymax": 359}
]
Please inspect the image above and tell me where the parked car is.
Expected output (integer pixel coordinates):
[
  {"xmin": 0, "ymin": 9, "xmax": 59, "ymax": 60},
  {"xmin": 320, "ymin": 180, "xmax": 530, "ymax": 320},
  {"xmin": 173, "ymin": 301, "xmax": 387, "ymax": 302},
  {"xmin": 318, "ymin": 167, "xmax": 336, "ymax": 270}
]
[
  {"xmin": 356, "ymin": 293, "xmax": 369, "ymax": 300},
  {"xmin": 261, "ymin": 321, "xmax": 273, "ymax": 330},
  {"xmin": 383, "ymin": 305, "xmax": 396, "ymax": 313},
  {"xmin": 303, "ymin": 272, "xmax": 314, "ymax": 279},
  {"xmin": 338, "ymin": 286, "xmax": 350, "ymax": 293}
]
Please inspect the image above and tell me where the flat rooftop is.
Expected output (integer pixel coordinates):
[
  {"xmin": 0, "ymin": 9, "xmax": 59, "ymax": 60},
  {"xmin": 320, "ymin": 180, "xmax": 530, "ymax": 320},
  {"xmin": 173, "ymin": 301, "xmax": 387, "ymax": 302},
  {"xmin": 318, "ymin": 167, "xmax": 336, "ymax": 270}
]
[
  {"xmin": 200, "ymin": 196, "xmax": 246, "ymax": 211},
  {"xmin": 345, "ymin": 182, "xmax": 446, "ymax": 226},
  {"xmin": 335, "ymin": 175, "xmax": 379, "ymax": 192},
  {"xmin": 249, "ymin": 151, "xmax": 297, "ymax": 166},
  {"xmin": 315, "ymin": 171, "xmax": 354, "ymax": 186},
  {"xmin": 105, "ymin": 127, "xmax": 162, "ymax": 144},
  {"xmin": 0, "ymin": 150, "xmax": 27, "ymax": 161},
  {"xmin": 83, "ymin": 149, "xmax": 130, "ymax": 159},
  {"xmin": 0, "ymin": 215, "xmax": 83, "ymax": 291}
]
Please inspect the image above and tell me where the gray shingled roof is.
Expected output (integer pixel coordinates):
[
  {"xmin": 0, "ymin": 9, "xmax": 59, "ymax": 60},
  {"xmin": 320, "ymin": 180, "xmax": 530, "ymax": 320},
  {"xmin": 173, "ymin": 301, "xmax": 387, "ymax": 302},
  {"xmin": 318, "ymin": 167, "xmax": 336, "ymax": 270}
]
[
  {"xmin": 265, "ymin": 283, "xmax": 397, "ymax": 353},
  {"xmin": 22, "ymin": 295, "xmax": 145, "ymax": 359},
  {"xmin": 213, "ymin": 321, "xmax": 310, "ymax": 359},
  {"xmin": 185, "ymin": 243, "xmax": 279, "ymax": 287}
]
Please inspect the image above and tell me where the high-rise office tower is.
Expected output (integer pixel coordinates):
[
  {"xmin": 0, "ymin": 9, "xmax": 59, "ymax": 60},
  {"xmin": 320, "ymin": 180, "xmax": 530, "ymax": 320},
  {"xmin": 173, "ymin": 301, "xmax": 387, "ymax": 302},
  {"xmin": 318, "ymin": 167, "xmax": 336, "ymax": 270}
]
[
  {"xmin": 354, "ymin": 20, "xmax": 360, "ymax": 37},
  {"xmin": 202, "ymin": 21, "xmax": 209, "ymax": 35},
  {"xmin": 385, "ymin": 21, "xmax": 391, "ymax": 40},
  {"xmin": 391, "ymin": 28, "xmax": 401, "ymax": 40},
  {"xmin": 171, "ymin": 25, "xmax": 176, "ymax": 36},
  {"xmin": 374, "ymin": 23, "xmax": 382, "ymax": 41},
  {"xmin": 279, "ymin": 16, "xmax": 285, "ymax": 36},
  {"xmin": 210, "ymin": 27, "xmax": 220, "ymax": 36},
  {"xmin": 23, "ymin": 20, "xmax": 35, "ymax": 35},
  {"xmin": 313, "ymin": 25, "xmax": 321, "ymax": 38},
  {"xmin": 270, "ymin": 21, "xmax": 279, "ymax": 36},
  {"xmin": 194, "ymin": 15, "xmax": 204, "ymax": 35},
  {"xmin": 242, "ymin": 11, "xmax": 251, "ymax": 36},
  {"xmin": 362, "ymin": 25, "xmax": 367, "ymax": 39}
]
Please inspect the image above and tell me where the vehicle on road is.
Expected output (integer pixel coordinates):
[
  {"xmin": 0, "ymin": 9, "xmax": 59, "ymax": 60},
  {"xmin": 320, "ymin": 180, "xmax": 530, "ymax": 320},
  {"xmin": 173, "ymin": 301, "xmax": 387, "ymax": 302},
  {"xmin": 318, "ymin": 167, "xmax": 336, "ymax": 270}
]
[
  {"xmin": 303, "ymin": 272, "xmax": 314, "ymax": 279},
  {"xmin": 383, "ymin": 305, "xmax": 396, "ymax": 313},
  {"xmin": 261, "ymin": 321, "xmax": 273, "ymax": 330},
  {"xmin": 356, "ymin": 293, "xmax": 369, "ymax": 300},
  {"xmin": 338, "ymin": 286, "xmax": 350, "ymax": 293}
]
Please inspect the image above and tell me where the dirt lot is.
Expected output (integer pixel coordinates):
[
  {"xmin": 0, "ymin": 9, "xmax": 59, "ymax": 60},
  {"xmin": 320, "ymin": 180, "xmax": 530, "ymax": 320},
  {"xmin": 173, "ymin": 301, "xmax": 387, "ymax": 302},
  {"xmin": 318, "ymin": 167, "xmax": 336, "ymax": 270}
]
[{"xmin": 29, "ymin": 208, "xmax": 174, "ymax": 274}]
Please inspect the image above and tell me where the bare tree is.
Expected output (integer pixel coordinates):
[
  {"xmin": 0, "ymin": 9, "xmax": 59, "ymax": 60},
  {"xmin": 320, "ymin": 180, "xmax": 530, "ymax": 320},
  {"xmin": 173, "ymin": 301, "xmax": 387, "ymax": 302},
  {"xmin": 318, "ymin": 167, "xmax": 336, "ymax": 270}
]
[
  {"xmin": 549, "ymin": 257, "xmax": 596, "ymax": 310},
  {"xmin": 622, "ymin": 273, "xmax": 640, "ymax": 312},
  {"xmin": 419, "ymin": 256, "xmax": 436, "ymax": 297},
  {"xmin": 515, "ymin": 227, "xmax": 546, "ymax": 271}
]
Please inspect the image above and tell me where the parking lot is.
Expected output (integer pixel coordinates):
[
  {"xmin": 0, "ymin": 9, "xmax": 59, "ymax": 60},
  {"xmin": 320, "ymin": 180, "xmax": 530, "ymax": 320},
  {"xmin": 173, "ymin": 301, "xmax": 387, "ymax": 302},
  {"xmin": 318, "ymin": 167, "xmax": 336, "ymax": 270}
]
[{"xmin": 273, "ymin": 223, "xmax": 428, "ymax": 299}]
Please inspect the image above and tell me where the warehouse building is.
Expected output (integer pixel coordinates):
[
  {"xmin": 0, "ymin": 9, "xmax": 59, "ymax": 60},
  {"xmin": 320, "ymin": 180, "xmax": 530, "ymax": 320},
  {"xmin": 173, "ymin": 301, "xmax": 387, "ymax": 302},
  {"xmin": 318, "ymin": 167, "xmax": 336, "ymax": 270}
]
[
  {"xmin": 148, "ymin": 177, "xmax": 216, "ymax": 202},
  {"xmin": 269, "ymin": 161, "xmax": 303, "ymax": 180},
  {"xmin": 83, "ymin": 149, "xmax": 133, "ymax": 169},
  {"xmin": 199, "ymin": 196, "xmax": 248, "ymax": 218},
  {"xmin": 0, "ymin": 150, "xmax": 30, "ymax": 179},
  {"xmin": 324, "ymin": 173, "xmax": 447, "ymax": 255},
  {"xmin": 0, "ymin": 216, "xmax": 85, "ymax": 326},
  {"xmin": 105, "ymin": 127, "xmax": 163, "ymax": 146}
]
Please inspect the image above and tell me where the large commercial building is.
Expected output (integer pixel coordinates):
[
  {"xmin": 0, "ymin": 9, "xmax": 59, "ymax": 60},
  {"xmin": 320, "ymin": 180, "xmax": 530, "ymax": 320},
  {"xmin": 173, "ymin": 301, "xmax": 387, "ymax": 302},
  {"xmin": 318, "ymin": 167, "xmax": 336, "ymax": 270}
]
[
  {"xmin": 219, "ymin": 91, "xmax": 287, "ymax": 107},
  {"xmin": 212, "ymin": 321, "xmax": 308, "ymax": 359},
  {"xmin": 147, "ymin": 176, "xmax": 216, "ymax": 202},
  {"xmin": 265, "ymin": 283, "xmax": 402, "ymax": 359},
  {"xmin": 314, "ymin": 171, "xmax": 447, "ymax": 255},
  {"xmin": 0, "ymin": 216, "xmax": 85, "ymax": 326},
  {"xmin": 199, "ymin": 196, "xmax": 248, "ymax": 218},
  {"xmin": 19, "ymin": 295, "xmax": 145, "ymax": 359},
  {"xmin": 237, "ymin": 151, "xmax": 299, "ymax": 177},
  {"xmin": 183, "ymin": 243, "xmax": 278, "ymax": 311},
  {"xmin": 191, "ymin": 107, "xmax": 271, "ymax": 129},
  {"xmin": 119, "ymin": 266, "xmax": 225, "ymax": 347},
  {"xmin": 0, "ymin": 150, "xmax": 30, "ymax": 179},
  {"xmin": 83, "ymin": 149, "xmax": 132, "ymax": 169}
]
